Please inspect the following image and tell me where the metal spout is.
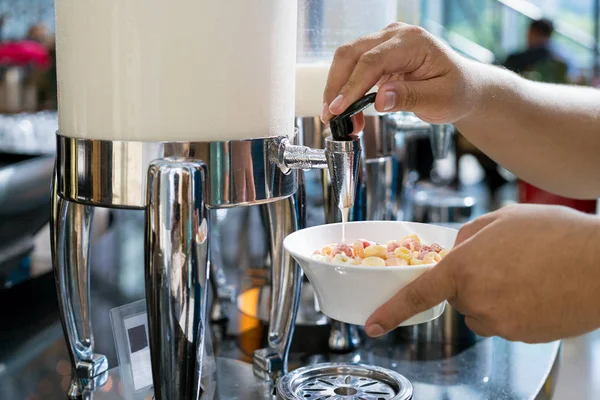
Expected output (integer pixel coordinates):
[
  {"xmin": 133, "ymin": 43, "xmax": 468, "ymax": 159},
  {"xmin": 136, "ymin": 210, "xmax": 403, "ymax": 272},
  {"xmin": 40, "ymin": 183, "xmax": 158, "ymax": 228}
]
[
  {"xmin": 324, "ymin": 136, "xmax": 361, "ymax": 210},
  {"xmin": 429, "ymin": 124, "xmax": 454, "ymax": 160},
  {"xmin": 274, "ymin": 135, "xmax": 362, "ymax": 212}
]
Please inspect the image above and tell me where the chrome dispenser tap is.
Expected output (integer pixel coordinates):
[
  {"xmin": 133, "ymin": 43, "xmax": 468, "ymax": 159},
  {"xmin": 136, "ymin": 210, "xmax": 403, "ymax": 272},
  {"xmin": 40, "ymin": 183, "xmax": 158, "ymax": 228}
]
[
  {"xmin": 429, "ymin": 123, "xmax": 453, "ymax": 160},
  {"xmin": 275, "ymin": 94, "xmax": 373, "ymax": 212},
  {"xmin": 388, "ymin": 112, "xmax": 453, "ymax": 161}
]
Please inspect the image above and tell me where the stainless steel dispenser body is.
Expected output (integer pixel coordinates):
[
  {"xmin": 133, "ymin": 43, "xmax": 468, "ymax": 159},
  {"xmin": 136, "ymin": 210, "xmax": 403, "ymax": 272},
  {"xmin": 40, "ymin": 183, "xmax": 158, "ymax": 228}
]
[{"xmin": 51, "ymin": 132, "xmax": 362, "ymax": 398}]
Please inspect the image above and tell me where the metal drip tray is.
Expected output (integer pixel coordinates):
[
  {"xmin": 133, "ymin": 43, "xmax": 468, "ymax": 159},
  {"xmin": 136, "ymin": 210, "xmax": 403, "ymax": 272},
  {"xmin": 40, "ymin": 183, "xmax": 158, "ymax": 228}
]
[{"xmin": 277, "ymin": 363, "xmax": 413, "ymax": 400}]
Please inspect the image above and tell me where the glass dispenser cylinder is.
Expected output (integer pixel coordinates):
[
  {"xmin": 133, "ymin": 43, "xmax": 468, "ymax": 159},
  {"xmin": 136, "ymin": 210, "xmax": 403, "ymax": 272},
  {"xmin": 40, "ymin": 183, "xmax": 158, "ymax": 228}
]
[{"xmin": 296, "ymin": 0, "xmax": 399, "ymax": 117}]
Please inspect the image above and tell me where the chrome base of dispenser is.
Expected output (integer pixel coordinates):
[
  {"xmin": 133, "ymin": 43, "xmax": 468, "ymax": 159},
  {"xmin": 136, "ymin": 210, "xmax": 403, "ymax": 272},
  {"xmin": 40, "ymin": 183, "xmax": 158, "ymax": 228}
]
[
  {"xmin": 277, "ymin": 363, "xmax": 413, "ymax": 400},
  {"xmin": 253, "ymin": 196, "xmax": 303, "ymax": 384},
  {"xmin": 394, "ymin": 304, "xmax": 482, "ymax": 346},
  {"xmin": 328, "ymin": 321, "xmax": 362, "ymax": 353},
  {"xmin": 76, "ymin": 354, "xmax": 109, "ymax": 380},
  {"xmin": 55, "ymin": 133, "xmax": 299, "ymax": 209},
  {"xmin": 145, "ymin": 159, "xmax": 211, "ymax": 400},
  {"xmin": 409, "ymin": 185, "xmax": 476, "ymax": 224},
  {"xmin": 53, "ymin": 130, "xmax": 363, "ymax": 397},
  {"xmin": 68, "ymin": 370, "xmax": 109, "ymax": 400},
  {"xmin": 51, "ymin": 173, "xmax": 109, "ymax": 399},
  {"xmin": 210, "ymin": 266, "xmax": 236, "ymax": 322},
  {"xmin": 208, "ymin": 209, "xmax": 238, "ymax": 322}
]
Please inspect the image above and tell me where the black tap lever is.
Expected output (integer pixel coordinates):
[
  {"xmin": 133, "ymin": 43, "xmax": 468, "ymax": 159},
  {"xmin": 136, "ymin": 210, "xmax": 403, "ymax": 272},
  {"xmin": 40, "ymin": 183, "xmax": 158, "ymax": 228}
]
[{"xmin": 329, "ymin": 93, "xmax": 377, "ymax": 140}]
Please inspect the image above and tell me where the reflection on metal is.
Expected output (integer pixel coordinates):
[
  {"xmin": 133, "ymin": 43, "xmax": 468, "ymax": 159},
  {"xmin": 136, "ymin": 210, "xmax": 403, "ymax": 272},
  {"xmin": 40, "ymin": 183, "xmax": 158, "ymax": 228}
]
[
  {"xmin": 145, "ymin": 159, "xmax": 210, "ymax": 400},
  {"xmin": 56, "ymin": 134, "xmax": 297, "ymax": 209},
  {"xmin": 394, "ymin": 304, "xmax": 481, "ymax": 347},
  {"xmin": 410, "ymin": 186, "xmax": 476, "ymax": 224},
  {"xmin": 429, "ymin": 124, "xmax": 453, "ymax": 160},
  {"xmin": 254, "ymin": 196, "xmax": 303, "ymax": 383},
  {"xmin": 237, "ymin": 285, "xmax": 328, "ymax": 326},
  {"xmin": 328, "ymin": 320, "xmax": 361, "ymax": 353}
]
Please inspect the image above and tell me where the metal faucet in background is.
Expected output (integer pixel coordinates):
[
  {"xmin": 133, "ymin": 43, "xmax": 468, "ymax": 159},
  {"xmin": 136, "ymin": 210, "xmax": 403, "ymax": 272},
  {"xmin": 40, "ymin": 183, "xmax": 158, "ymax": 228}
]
[{"xmin": 383, "ymin": 112, "xmax": 455, "ymax": 220}]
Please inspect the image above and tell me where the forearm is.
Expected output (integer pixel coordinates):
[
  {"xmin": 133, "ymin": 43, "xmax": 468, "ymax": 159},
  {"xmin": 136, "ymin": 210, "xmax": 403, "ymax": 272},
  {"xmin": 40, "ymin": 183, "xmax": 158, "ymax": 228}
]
[{"xmin": 455, "ymin": 62, "xmax": 600, "ymax": 198}]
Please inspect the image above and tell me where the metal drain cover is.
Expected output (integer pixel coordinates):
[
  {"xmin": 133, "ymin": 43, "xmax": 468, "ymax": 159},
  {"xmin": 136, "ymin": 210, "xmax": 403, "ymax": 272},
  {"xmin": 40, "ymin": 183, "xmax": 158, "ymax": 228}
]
[{"xmin": 277, "ymin": 363, "xmax": 413, "ymax": 400}]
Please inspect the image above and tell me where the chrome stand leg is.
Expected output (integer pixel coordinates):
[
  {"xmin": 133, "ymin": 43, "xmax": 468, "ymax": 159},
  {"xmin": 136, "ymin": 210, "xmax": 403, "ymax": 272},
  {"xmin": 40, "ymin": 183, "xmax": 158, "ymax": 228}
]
[
  {"xmin": 209, "ymin": 261, "xmax": 228, "ymax": 322},
  {"xmin": 209, "ymin": 210, "xmax": 236, "ymax": 322},
  {"xmin": 328, "ymin": 320, "xmax": 361, "ymax": 353},
  {"xmin": 145, "ymin": 159, "xmax": 210, "ymax": 400},
  {"xmin": 365, "ymin": 156, "xmax": 395, "ymax": 221},
  {"xmin": 254, "ymin": 195, "xmax": 302, "ymax": 382},
  {"xmin": 51, "ymin": 170, "xmax": 108, "ymax": 399}
]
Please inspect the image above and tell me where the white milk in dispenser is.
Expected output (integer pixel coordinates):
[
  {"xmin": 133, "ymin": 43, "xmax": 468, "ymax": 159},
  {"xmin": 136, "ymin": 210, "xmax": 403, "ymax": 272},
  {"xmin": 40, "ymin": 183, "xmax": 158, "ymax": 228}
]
[{"xmin": 55, "ymin": 0, "xmax": 297, "ymax": 141}]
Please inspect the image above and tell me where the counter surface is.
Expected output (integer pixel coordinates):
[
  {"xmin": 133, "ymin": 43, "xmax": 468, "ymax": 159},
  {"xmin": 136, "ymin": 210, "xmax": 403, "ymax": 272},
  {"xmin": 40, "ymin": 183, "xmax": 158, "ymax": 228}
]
[
  {"xmin": 0, "ymin": 208, "xmax": 560, "ymax": 400},
  {"xmin": 89, "ymin": 337, "xmax": 560, "ymax": 400}
]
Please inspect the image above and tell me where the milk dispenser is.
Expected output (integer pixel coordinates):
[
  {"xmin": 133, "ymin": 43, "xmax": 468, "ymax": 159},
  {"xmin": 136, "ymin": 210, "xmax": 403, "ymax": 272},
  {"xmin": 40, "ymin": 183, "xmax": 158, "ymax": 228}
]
[{"xmin": 51, "ymin": 1, "xmax": 361, "ymax": 398}]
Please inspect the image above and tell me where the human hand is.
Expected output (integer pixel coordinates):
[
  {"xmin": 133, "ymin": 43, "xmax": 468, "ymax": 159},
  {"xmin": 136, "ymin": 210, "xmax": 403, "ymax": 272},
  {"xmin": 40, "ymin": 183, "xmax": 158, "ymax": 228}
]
[
  {"xmin": 365, "ymin": 204, "xmax": 600, "ymax": 343},
  {"xmin": 321, "ymin": 23, "xmax": 482, "ymax": 127}
]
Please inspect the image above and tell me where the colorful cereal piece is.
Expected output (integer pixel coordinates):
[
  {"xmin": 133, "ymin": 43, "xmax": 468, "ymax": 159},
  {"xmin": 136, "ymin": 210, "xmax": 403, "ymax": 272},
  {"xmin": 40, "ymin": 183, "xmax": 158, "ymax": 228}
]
[{"xmin": 362, "ymin": 256, "xmax": 386, "ymax": 267}]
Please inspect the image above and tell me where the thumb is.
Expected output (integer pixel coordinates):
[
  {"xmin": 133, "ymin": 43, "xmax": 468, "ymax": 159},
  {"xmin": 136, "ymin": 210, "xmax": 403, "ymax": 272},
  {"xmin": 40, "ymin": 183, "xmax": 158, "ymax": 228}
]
[
  {"xmin": 374, "ymin": 79, "xmax": 446, "ymax": 116},
  {"xmin": 364, "ymin": 261, "xmax": 457, "ymax": 337}
]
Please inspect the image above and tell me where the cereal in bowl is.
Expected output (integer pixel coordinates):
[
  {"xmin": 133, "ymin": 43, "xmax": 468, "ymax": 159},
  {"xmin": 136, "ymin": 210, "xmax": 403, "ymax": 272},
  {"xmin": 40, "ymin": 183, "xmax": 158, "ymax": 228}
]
[{"xmin": 312, "ymin": 234, "xmax": 449, "ymax": 267}]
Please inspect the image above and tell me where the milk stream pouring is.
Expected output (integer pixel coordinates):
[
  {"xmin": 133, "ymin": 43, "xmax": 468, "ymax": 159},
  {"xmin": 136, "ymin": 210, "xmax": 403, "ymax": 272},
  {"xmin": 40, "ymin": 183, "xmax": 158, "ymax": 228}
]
[{"xmin": 55, "ymin": 0, "xmax": 297, "ymax": 142}]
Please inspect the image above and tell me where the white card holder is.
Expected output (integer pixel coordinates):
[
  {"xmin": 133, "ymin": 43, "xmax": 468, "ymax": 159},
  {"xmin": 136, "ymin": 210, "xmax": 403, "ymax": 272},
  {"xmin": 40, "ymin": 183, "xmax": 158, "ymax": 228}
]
[{"xmin": 110, "ymin": 300, "xmax": 217, "ymax": 400}]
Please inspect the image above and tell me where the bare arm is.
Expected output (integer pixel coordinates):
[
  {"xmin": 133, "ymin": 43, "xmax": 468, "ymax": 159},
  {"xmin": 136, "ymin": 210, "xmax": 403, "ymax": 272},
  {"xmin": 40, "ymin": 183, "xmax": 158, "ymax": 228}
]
[
  {"xmin": 322, "ymin": 23, "xmax": 600, "ymax": 198},
  {"xmin": 457, "ymin": 63, "xmax": 600, "ymax": 198}
]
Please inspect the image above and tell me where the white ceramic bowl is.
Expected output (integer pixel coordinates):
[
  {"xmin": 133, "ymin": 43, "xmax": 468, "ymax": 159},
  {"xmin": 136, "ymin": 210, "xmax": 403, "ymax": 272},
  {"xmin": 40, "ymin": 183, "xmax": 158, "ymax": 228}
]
[{"xmin": 283, "ymin": 221, "xmax": 458, "ymax": 326}]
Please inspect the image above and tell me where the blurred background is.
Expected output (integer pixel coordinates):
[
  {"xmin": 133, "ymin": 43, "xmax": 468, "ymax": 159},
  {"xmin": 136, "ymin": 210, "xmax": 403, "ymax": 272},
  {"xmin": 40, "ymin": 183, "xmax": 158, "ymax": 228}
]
[{"xmin": 0, "ymin": 0, "xmax": 598, "ymax": 399}]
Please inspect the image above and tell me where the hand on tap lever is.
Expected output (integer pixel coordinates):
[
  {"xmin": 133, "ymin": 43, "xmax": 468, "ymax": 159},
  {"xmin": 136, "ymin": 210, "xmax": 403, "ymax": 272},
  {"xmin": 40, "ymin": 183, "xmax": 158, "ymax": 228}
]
[
  {"xmin": 323, "ymin": 23, "xmax": 600, "ymax": 344},
  {"xmin": 321, "ymin": 22, "xmax": 475, "ymax": 127}
]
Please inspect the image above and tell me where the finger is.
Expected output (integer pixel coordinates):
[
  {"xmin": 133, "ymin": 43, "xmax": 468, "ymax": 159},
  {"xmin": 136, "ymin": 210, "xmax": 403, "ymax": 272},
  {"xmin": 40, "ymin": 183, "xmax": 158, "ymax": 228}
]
[
  {"xmin": 376, "ymin": 73, "xmax": 404, "ymax": 88},
  {"xmin": 328, "ymin": 28, "xmax": 430, "ymax": 117},
  {"xmin": 372, "ymin": 74, "xmax": 465, "ymax": 117},
  {"xmin": 464, "ymin": 316, "xmax": 495, "ymax": 338},
  {"xmin": 365, "ymin": 262, "xmax": 456, "ymax": 337},
  {"xmin": 453, "ymin": 212, "xmax": 499, "ymax": 246},
  {"xmin": 321, "ymin": 32, "xmax": 392, "ymax": 122}
]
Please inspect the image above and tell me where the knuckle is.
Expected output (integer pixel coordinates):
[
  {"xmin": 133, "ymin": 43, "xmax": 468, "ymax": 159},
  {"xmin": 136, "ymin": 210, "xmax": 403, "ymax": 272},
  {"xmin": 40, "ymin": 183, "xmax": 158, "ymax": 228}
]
[
  {"xmin": 358, "ymin": 51, "xmax": 382, "ymax": 68},
  {"xmin": 502, "ymin": 203, "xmax": 521, "ymax": 213},
  {"xmin": 400, "ymin": 84, "xmax": 419, "ymax": 110},
  {"xmin": 334, "ymin": 44, "xmax": 356, "ymax": 60},
  {"xmin": 344, "ymin": 78, "xmax": 359, "ymax": 90},
  {"xmin": 403, "ymin": 24, "xmax": 427, "ymax": 38},
  {"xmin": 455, "ymin": 218, "xmax": 482, "ymax": 242},
  {"xmin": 384, "ymin": 22, "xmax": 405, "ymax": 33},
  {"xmin": 455, "ymin": 226, "xmax": 471, "ymax": 244}
]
